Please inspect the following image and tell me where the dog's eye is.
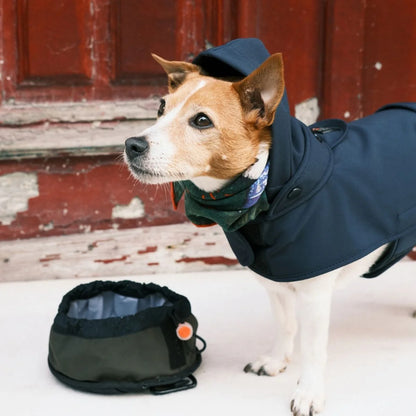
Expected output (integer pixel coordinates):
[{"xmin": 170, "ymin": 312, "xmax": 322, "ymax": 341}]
[
  {"xmin": 190, "ymin": 113, "xmax": 213, "ymax": 129},
  {"xmin": 157, "ymin": 99, "xmax": 166, "ymax": 117}
]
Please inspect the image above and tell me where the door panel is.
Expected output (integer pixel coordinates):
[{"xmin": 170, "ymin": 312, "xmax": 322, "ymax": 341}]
[
  {"xmin": 17, "ymin": 0, "xmax": 93, "ymax": 86},
  {"xmin": 111, "ymin": 0, "xmax": 177, "ymax": 85},
  {"xmin": 2, "ymin": 0, "xmax": 96, "ymax": 102}
]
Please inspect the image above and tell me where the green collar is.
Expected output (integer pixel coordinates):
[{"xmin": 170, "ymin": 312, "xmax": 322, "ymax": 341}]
[{"xmin": 171, "ymin": 163, "xmax": 270, "ymax": 232}]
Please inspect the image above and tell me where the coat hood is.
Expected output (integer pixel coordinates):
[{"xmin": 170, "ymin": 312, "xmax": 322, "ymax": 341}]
[{"xmin": 193, "ymin": 38, "xmax": 299, "ymax": 196}]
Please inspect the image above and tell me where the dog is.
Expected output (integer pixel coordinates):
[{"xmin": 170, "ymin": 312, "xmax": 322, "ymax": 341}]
[{"xmin": 124, "ymin": 39, "xmax": 416, "ymax": 415}]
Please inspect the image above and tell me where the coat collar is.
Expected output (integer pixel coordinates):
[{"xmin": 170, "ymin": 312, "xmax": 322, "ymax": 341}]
[{"xmin": 171, "ymin": 162, "xmax": 270, "ymax": 232}]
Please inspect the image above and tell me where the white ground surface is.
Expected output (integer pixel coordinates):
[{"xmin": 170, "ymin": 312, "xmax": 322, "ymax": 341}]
[{"xmin": 0, "ymin": 262, "xmax": 415, "ymax": 416}]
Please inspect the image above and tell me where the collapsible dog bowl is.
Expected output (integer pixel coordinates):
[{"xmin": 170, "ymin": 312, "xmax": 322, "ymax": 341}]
[{"xmin": 48, "ymin": 280, "xmax": 205, "ymax": 394}]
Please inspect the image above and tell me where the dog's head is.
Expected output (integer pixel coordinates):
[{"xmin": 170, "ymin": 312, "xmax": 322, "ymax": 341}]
[{"xmin": 124, "ymin": 53, "xmax": 284, "ymax": 190}]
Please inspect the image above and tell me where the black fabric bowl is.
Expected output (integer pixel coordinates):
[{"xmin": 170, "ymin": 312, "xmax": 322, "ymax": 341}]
[{"xmin": 48, "ymin": 280, "xmax": 203, "ymax": 394}]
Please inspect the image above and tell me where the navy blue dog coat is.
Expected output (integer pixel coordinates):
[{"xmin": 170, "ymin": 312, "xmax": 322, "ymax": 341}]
[{"xmin": 173, "ymin": 38, "xmax": 416, "ymax": 283}]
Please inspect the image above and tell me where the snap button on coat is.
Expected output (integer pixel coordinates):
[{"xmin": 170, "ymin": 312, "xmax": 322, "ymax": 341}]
[{"xmin": 287, "ymin": 187, "xmax": 302, "ymax": 200}]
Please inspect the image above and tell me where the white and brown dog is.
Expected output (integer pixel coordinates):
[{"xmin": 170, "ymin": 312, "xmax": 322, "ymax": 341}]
[{"xmin": 124, "ymin": 40, "xmax": 416, "ymax": 416}]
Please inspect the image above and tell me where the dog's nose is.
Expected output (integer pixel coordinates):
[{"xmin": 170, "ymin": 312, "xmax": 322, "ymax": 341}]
[{"xmin": 125, "ymin": 136, "xmax": 149, "ymax": 158}]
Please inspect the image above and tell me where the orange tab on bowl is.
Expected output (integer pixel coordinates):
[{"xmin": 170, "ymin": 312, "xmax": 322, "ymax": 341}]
[{"xmin": 176, "ymin": 322, "xmax": 193, "ymax": 341}]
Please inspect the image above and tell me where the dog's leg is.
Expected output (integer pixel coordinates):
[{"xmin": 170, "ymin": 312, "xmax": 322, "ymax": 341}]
[
  {"xmin": 290, "ymin": 272, "xmax": 336, "ymax": 416},
  {"xmin": 245, "ymin": 279, "xmax": 297, "ymax": 375}
]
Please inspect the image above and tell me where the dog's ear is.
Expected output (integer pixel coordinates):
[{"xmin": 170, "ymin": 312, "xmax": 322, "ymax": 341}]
[
  {"xmin": 152, "ymin": 54, "xmax": 201, "ymax": 92},
  {"xmin": 232, "ymin": 53, "xmax": 285, "ymax": 128}
]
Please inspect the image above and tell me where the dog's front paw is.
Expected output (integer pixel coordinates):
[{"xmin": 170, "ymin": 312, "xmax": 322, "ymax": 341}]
[
  {"xmin": 244, "ymin": 355, "xmax": 289, "ymax": 376},
  {"xmin": 290, "ymin": 380, "xmax": 325, "ymax": 416}
]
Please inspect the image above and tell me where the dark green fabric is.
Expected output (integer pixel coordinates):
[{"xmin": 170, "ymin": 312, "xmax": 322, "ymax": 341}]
[
  {"xmin": 172, "ymin": 168, "xmax": 270, "ymax": 232},
  {"xmin": 49, "ymin": 327, "xmax": 169, "ymax": 382},
  {"xmin": 49, "ymin": 322, "xmax": 198, "ymax": 383},
  {"xmin": 48, "ymin": 354, "xmax": 202, "ymax": 395}
]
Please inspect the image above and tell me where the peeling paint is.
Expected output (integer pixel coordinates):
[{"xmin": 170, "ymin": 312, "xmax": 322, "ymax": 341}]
[
  {"xmin": 39, "ymin": 222, "xmax": 54, "ymax": 231},
  {"xmin": 89, "ymin": 239, "xmax": 112, "ymax": 249},
  {"xmin": 138, "ymin": 246, "xmax": 158, "ymax": 254},
  {"xmin": 375, "ymin": 62, "xmax": 383, "ymax": 71},
  {"xmin": 79, "ymin": 224, "xmax": 92, "ymax": 233},
  {"xmin": 295, "ymin": 97, "xmax": 320, "ymax": 126},
  {"xmin": 39, "ymin": 254, "xmax": 61, "ymax": 262},
  {"xmin": 112, "ymin": 197, "xmax": 145, "ymax": 219},
  {"xmin": 94, "ymin": 255, "xmax": 129, "ymax": 264},
  {"xmin": 176, "ymin": 256, "xmax": 239, "ymax": 266},
  {"xmin": 0, "ymin": 172, "xmax": 39, "ymax": 225}
]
